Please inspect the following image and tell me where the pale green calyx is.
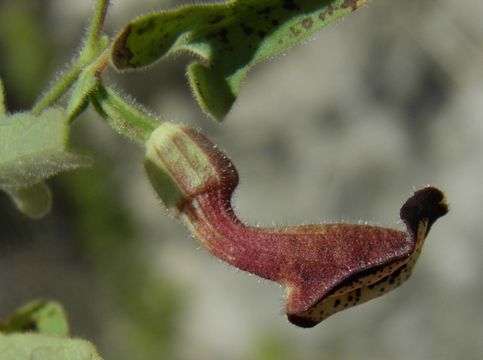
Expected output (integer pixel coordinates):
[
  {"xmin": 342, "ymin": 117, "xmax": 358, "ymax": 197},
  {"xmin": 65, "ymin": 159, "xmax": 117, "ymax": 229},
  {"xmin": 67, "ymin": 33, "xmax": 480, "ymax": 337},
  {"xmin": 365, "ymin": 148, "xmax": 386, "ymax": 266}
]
[{"xmin": 144, "ymin": 122, "xmax": 229, "ymax": 211}]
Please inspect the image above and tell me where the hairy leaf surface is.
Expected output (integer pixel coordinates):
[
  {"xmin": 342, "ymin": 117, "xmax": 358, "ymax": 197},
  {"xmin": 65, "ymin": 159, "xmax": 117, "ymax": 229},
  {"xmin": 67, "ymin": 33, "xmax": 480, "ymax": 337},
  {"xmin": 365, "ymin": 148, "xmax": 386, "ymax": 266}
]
[
  {"xmin": 0, "ymin": 334, "xmax": 103, "ymax": 360},
  {"xmin": 112, "ymin": 0, "xmax": 367, "ymax": 120},
  {"xmin": 0, "ymin": 108, "xmax": 89, "ymax": 217},
  {"xmin": 0, "ymin": 108, "xmax": 89, "ymax": 189}
]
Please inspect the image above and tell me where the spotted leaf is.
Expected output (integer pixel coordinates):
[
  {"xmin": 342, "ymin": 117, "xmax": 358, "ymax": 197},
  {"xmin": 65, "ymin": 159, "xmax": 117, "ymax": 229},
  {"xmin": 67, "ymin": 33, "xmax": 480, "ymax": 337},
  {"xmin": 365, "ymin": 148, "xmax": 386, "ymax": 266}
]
[{"xmin": 112, "ymin": 0, "xmax": 368, "ymax": 121}]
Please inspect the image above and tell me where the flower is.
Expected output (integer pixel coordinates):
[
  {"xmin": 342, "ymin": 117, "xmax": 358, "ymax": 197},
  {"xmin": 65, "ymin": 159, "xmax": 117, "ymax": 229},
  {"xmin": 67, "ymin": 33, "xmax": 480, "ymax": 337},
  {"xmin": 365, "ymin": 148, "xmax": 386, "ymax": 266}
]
[{"xmin": 145, "ymin": 122, "xmax": 448, "ymax": 327}]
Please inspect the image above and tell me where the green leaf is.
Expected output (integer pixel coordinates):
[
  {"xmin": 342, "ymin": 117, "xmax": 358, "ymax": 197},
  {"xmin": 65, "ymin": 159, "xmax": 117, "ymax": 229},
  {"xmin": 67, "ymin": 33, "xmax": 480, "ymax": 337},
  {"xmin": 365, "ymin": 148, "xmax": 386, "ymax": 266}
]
[
  {"xmin": 0, "ymin": 108, "xmax": 90, "ymax": 217},
  {"xmin": 0, "ymin": 334, "xmax": 103, "ymax": 360},
  {"xmin": 0, "ymin": 300, "xmax": 69, "ymax": 337},
  {"xmin": 0, "ymin": 108, "xmax": 89, "ymax": 189},
  {"xmin": 5, "ymin": 182, "xmax": 52, "ymax": 219},
  {"xmin": 111, "ymin": 0, "xmax": 368, "ymax": 121}
]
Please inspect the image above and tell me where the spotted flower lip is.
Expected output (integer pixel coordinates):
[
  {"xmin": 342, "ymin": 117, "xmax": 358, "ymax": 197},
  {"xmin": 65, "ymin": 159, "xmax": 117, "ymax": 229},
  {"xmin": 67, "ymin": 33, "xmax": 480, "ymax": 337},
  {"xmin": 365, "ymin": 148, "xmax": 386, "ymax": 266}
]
[{"xmin": 145, "ymin": 122, "xmax": 448, "ymax": 327}]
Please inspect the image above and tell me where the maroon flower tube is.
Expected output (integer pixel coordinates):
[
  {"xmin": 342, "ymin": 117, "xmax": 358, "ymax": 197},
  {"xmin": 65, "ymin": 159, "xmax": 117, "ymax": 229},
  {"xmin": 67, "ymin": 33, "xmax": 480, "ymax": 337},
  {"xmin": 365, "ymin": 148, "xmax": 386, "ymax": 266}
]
[{"xmin": 145, "ymin": 123, "xmax": 448, "ymax": 327}]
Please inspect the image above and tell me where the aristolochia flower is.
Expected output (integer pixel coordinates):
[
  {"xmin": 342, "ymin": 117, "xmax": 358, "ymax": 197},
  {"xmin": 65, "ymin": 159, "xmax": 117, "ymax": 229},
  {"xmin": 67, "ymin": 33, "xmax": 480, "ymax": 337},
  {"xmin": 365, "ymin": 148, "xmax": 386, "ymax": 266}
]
[{"xmin": 145, "ymin": 122, "xmax": 448, "ymax": 327}]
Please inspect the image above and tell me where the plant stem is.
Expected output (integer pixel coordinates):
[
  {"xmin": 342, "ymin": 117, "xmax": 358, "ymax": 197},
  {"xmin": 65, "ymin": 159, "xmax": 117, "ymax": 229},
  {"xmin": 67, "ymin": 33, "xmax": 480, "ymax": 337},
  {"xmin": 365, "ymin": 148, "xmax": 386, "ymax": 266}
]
[
  {"xmin": 83, "ymin": 0, "xmax": 111, "ymax": 60},
  {"xmin": 31, "ymin": 0, "xmax": 111, "ymax": 115},
  {"xmin": 31, "ymin": 62, "xmax": 81, "ymax": 116},
  {"xmin": 65, "ymin": 49, "xmax": 111, "ymax": 122}
]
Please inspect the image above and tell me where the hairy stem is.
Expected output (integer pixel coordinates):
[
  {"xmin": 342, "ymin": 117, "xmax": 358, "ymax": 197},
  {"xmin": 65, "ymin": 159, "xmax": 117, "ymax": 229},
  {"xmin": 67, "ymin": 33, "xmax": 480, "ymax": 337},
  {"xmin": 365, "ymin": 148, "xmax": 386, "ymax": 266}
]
[
  {"xmin": 90, "ymin": 85, "xmax": 161, "ymax": 144},
  {"xmin": 85, "ymin": 0, "xmax": 110, "ymax": 52},
  {"xmin": 31, "ymin": 62, "xmax": 82, "ymax": 116},
  {"xmin": 31, "ymin": 0, "xmax": 111, "ymax": 115}
]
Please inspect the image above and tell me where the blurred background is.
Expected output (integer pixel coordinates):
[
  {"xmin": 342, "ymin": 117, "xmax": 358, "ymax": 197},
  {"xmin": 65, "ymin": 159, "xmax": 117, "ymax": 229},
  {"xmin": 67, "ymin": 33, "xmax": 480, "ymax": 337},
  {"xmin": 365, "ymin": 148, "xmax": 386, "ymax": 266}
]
[{"xmin": 1, "ymin": 0, "xmax": 482, "ymax": 359}]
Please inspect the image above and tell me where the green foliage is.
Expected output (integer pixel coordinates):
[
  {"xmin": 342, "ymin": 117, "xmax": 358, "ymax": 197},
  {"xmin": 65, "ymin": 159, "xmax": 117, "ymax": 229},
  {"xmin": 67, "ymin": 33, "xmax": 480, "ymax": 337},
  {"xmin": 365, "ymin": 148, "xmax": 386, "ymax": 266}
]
[
  {"xmin": 31, "ymin": 2, "xmax": 110, "ymax": 117},
  {"xmin": 111, "ymin": 0, "xmax": 367, "ymax": 120},
  {"xmin": 0, "ymin": 300, "xmax": 69, "ymax": 337},
  {"xmin": 0, "ymin": 301, "xmax": 102, "ymax": 359},
  {"xmin": 1, "ymin": 0, "xmax": 368, "ymax": 218},
  {"xmin": 5, "ymin": 182, "xmax": 52, "ymax": 219},
  {"xmin": 0, "ymin": 108, "xmax": 84, "ymax": 189},
  {"xmin": 0, "ymin": 108, "xmax": 89, "ymax": 217},
  {"xmin": 0, "ymin": 334, "xmax": 103, "ymax": 360}
]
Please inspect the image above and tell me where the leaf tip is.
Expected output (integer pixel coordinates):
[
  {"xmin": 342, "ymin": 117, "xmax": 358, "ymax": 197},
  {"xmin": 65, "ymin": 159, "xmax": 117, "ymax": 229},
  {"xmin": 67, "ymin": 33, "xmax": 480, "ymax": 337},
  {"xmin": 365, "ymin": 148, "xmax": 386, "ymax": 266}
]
[
  {"xmin": 187, "ymin": 63, "xmax": 235, "ymax": 122},
  {"xmin": 6, "ymin": 182, "xmax": 53, "ymax": 219}
]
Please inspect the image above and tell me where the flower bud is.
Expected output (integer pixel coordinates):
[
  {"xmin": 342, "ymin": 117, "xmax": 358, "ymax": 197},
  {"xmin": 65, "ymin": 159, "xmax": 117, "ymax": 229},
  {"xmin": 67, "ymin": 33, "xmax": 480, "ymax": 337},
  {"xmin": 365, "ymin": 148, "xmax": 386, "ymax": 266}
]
[{"xmin": 145, "ymin": 123, "xmax": 448, "ymax": 327}]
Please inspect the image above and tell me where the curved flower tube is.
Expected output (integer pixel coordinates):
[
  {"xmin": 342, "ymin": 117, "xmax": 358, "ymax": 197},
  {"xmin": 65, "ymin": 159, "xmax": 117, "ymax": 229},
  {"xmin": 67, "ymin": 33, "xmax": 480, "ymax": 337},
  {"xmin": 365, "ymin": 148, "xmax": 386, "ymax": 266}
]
[{"xmin": 145, "ymin": 123, "xmax": 448, "ymax": 327}]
